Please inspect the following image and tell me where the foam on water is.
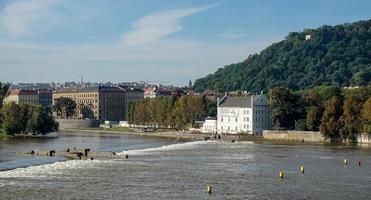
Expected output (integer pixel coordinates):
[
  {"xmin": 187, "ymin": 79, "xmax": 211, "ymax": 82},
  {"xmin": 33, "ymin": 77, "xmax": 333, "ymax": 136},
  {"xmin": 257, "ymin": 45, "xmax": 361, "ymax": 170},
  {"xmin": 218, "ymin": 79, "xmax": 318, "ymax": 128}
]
[
  {"xmin": 0, "ymin": 159, "xmax": 110, "ymax": 178},
  {"xmin": 0, "ymin": 157, "xmax": 65, "ymax": 171},
  {"xmin": 0, "ymin": 140, "xmax": 218, "ymax": 180},
  {"xmin": 117, "ymin": 140, "xmax": 218, "ymax": 155},
  {"xmin": 0, "ymin": 141, "xmax": 217, "ymax": 178}
]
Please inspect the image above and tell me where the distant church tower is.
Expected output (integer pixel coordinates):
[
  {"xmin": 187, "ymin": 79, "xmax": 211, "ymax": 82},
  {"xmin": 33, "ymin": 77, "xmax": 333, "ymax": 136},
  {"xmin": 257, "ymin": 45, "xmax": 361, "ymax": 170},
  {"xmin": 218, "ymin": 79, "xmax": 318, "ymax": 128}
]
[{"xmin": 188, "ymin": 80, "xmax": 193, "ymax": 88}]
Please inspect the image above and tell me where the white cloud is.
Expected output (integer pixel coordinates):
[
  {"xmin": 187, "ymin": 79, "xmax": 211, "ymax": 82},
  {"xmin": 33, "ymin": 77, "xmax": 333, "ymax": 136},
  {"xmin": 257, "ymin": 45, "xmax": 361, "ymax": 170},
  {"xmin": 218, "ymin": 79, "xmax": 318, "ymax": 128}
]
[
  {"xmin": 219, "ymin": 30, "xmax": 247, "ymax": 39},
  {"xmin": 0, "ymin": 1, "xmax": 272, "ymax": 85},
  {"xmin": 122, "ymin": 3, "xmax": 220, "ymax": 46},
  {"xmin": 0, "ymin": 0, "xmax": 57, "ymax": 37}
]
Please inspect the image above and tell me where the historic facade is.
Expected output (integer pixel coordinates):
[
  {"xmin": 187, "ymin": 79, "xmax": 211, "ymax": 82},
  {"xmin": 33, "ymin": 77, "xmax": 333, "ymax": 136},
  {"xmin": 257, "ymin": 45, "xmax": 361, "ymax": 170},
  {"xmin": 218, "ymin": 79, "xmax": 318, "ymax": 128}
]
[
  {"xmin": 3, "ymin": 90, "xmax": 39, "ymax": 105},
  {"xmin": 217, "ymin": 94, "xmax": 272, "ymax": 134},
  {"xmin": 52, "ymin": 86, "xmax": 143, "ymax": 121},
  {"xmin": 38, "ymin": 90, "xmax": 53, "ymax": 107}
]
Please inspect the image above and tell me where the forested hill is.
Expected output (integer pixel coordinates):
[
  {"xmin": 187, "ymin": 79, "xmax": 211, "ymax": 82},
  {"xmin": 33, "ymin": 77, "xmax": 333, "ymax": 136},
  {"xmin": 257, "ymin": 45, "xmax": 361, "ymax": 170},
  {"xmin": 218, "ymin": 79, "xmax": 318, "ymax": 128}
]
[{"xmin": 193, "ymin": 19, "xmax": 371, "ymax": 92}]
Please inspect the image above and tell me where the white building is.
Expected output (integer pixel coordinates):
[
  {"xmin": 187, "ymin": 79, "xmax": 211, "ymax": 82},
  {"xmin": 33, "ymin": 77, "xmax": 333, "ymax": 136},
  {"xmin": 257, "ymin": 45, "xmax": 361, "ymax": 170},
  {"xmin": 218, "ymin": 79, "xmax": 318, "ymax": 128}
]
[
  {"xmin": 200, "ymin": 117, "xmax": 217, "ymax": 134},
  {"xmin": 217, "ymin": 94, "xmax": 272, "ymax": 134}
]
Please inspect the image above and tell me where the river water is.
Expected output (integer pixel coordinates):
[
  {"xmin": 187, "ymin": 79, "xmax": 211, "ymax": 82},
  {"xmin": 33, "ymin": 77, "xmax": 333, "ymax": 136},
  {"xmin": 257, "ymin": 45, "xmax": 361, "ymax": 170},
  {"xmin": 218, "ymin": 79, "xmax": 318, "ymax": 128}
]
[{"xmin": 0, "ymin": 131, "xmax": 371, "ymax": 199}]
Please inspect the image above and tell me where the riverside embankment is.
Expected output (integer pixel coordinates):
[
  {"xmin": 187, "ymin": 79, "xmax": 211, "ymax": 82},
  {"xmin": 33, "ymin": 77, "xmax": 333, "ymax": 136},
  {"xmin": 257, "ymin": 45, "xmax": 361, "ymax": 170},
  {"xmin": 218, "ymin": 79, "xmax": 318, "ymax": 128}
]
[
  {"xmin": 62, "ymin": 128, "xmax": 371, "ymax": 144},
  {"xmin": 61, "ymin": 128, "xmax": 207, "ymax": 140},
  {"xmin": 61, "ymin": 128, "xmax": 267, "ymax": 142}
]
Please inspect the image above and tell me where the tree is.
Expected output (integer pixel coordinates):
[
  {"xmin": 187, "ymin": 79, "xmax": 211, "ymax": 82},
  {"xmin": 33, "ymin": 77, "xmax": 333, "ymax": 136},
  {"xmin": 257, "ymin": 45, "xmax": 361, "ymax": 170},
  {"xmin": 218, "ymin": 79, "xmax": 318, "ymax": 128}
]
[
  {"xmin": 133, "ymin": 98, "xmax": 150, "ymax": 125},
  {"xmin": 307, "ymin": 86, "xmax": 341, "ymax": 102},
  {"xmin": 19, "ymin": 104, "xmax": 33, "ymax": 132},
  {"xmin": 343, "ymin": 85, "xmax": 371, "ymax": 101},
  {"xmin": 186, "ymin": 96, "xmax": 206, "ymax": 127},
  {"xmin": 206, "ymin": 99, "xmax": 217, "ymax": 117},
  {"xmin": 1, "ymin": 102, "xmax": 23, "ymax": 135},
  {"xmin": 127, "ymin": 101, "xmax": 136, "ymax": 126},
  {"xmin": 129, "ymin": 95, "xmax": 210, "ymax": 129},
  {"xmin": 165, "ymin": 96, "xmax": 178, "ymax": 128},
  {"xmin": 351, "ymin": 70, "xmax": 370, "ymax": 86},
  {"xmin": 0, "ymin": 82, "xmax": 10, "ymax": 126},
  {"xmin": 80, "ymin": 104, "xmax": 95, "ymax": 119},
  {"xmin": 174, "ymin": 97, "xmax": 188, "ymax": 129},
  {"xmin": 340, "ymin": 95, "xmax": 364, "ymax": 142},
  {"xmin": 320, "ymin": 96, "xmax": 343, "ymax": 139},
  {"xmin": 53, "ymin": 97, "xmax": 77, "ymax": 118},
  {"xmin": 27, "ymin": 106, "xmax": 59, "ymax": 135},
  {"xmin": 0, "ymin": 82, "xmax": 10, "ymax": 109},
  {"xmin": 361, "ymin": 97, "xmax": 371, "ymax": 135},
  {"xmin": 2, "ymin": 103, "xmax": 59, "ymax": 135},
  {"xmin": 269, "ymin": 87, "xmax": 305, "ymax": 129},
  {"xmin": 306, "ymin": 106, "xmax": 321, "ymax": 131}
]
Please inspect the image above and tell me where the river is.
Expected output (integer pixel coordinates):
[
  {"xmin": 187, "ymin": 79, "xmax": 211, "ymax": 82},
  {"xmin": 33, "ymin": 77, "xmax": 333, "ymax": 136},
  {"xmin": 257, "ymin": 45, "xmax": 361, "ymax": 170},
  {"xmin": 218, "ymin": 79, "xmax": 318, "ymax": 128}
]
[{"xmin": 0, "ymin": 131, "xmax": 371, "ymax": 199}]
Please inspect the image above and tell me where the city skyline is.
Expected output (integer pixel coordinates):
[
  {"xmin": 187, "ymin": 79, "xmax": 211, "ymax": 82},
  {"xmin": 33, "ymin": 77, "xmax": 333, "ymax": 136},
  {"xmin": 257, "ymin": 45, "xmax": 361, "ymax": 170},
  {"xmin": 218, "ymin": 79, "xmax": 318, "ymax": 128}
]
[{"xmin": 0, "ymin": 0, "xmax": 370, "ymax": 86}]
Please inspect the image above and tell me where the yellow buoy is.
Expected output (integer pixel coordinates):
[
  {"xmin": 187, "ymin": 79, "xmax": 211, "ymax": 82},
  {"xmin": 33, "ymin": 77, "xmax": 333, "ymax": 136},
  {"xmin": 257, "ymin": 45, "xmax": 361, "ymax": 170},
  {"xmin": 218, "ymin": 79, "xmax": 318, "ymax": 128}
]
[
  {"xmin": 344, "ymin": 159, "xmax": 348, "ymax": 165},
  {"xmin": 279, "ymin": 171, "xmax": 284, "ymax": 179},
  {"xmin": 207, "ymin": 185, "xmax": 212, "ymax": 194},
  {"xmin": 300, "ymin": 165, "xmax": 305, "ymax": 174}
]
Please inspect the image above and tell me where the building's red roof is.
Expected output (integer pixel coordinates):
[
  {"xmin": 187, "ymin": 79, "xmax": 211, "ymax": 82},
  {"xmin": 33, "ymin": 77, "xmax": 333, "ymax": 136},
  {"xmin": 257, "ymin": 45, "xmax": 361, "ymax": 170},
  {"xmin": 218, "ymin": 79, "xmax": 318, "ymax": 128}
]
[
  {"xmin": 9, "ymin": 90, "xmax": 38, "ymax": 95},
  {"xmin": 143, "ymin": 87, "xmax": 157, "ymax": 94}
]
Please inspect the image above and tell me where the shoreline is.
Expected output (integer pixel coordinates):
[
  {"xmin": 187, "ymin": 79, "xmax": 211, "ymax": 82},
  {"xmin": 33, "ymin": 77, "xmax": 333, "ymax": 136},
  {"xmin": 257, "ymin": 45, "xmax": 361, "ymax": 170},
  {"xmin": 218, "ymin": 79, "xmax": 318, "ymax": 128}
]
[
  {"xmin": 6, "ymin": 128, "xmax": 371, "ymax": 146},
  {"xmin": 60, "ymin": 128, "xmax": 325, "ymax": 144},
  {"xmin": 60, "ymin": 128, "xmax": 209, "ymax": 141},
  {"xmin": 60, "ymin": 128, "xmax": 371, "ymax": 146}
]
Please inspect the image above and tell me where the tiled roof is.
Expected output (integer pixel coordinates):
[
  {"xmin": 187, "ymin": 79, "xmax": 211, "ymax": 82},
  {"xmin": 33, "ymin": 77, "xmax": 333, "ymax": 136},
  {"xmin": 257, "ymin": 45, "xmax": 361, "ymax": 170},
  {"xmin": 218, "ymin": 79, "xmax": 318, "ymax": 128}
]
[
  {"xmin": 218, "ymin": 95, "xmax": 261, "ymax": 108},
  {"xmin": 9, "ymin": 90, "xmax": 38, "ymax": 95}
]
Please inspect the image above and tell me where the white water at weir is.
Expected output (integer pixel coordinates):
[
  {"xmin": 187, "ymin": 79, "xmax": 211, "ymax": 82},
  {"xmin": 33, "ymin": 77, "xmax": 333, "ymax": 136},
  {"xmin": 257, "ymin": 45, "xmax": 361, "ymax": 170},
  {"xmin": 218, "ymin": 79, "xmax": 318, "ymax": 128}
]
[
  {"xmin": 117, "ymin": 140, "xmax": 218, "ymax": 155},
  {"xmin": 0, "ymin": 140, "xmax": 216, "ymax": 178}
]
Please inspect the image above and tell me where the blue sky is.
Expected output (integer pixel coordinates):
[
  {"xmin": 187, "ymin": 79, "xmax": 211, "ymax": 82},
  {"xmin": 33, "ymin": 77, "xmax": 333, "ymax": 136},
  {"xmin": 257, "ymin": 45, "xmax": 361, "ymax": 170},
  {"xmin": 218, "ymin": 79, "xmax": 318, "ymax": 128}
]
[{"xmin": 0, "ymin": 0, "xmax": 370, "ymax": 86}]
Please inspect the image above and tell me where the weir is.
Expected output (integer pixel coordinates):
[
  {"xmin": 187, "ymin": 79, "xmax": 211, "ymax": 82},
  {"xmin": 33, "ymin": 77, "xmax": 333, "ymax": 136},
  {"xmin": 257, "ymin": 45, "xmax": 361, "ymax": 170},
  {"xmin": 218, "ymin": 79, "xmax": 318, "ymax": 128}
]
[{"xmin": 21, "ymin": 148, "xmax": 123, "ymax": 160}]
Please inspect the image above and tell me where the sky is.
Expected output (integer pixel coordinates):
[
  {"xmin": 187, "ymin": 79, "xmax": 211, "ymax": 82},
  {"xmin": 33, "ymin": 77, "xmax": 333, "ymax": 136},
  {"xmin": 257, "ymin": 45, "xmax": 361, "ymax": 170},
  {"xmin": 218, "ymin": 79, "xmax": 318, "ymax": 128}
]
[{"xmin": 0, "ymin": 0, "xmax": 370, "ymax": 86}]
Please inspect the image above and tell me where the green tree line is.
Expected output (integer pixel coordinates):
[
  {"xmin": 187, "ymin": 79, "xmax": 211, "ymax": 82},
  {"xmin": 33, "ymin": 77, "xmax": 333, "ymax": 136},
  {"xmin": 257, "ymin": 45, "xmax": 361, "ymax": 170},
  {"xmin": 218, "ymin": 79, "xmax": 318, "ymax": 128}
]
[
  {"xmin": 194, "ymin": 19, "xmax": 371, "ymax": 92},
  {"xmin": 0, "ymin": 82, "xmax": 10, "ymax": 134},
  {"xmin": 128, "ymin": 96, "xmax": 210, "ymax": 129},
  {"xmin": 1, "ymin": 102, "xmax": 59, "ymax": 135},
  {"xmin": 269, "ymin": 86, "xmax": 371, "ymax": 142},
  {"xmin": 0, "ymin": 82, "xmax": 59, "ymax": 136}
]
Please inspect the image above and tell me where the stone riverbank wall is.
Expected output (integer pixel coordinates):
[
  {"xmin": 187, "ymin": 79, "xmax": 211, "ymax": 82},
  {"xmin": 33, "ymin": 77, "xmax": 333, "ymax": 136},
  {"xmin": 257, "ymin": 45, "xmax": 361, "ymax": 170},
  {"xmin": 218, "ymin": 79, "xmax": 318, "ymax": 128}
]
[
  {"xmin": 57, "ymin": 119, "xmax": 100, "ymax": 130},
  {"xmin": 262, "ymin": 130, "xmax": 326, "ymax": 142}
]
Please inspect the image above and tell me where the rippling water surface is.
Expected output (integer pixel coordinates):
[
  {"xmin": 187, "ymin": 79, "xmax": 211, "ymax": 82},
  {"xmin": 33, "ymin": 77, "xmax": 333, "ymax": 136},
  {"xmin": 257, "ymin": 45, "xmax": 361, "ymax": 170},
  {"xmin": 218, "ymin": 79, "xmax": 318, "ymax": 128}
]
[{"xmin": 1, "ymin": 132, "xmax": 371, "ymax": 199}]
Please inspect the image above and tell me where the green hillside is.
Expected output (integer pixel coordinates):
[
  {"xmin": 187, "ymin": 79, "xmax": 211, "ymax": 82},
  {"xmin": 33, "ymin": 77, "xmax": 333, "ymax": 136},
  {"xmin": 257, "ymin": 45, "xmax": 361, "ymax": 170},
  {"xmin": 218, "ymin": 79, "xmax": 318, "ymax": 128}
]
[{"xmin": 193, "ymin": 19, "xmax": 371, "ymax": 92}]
